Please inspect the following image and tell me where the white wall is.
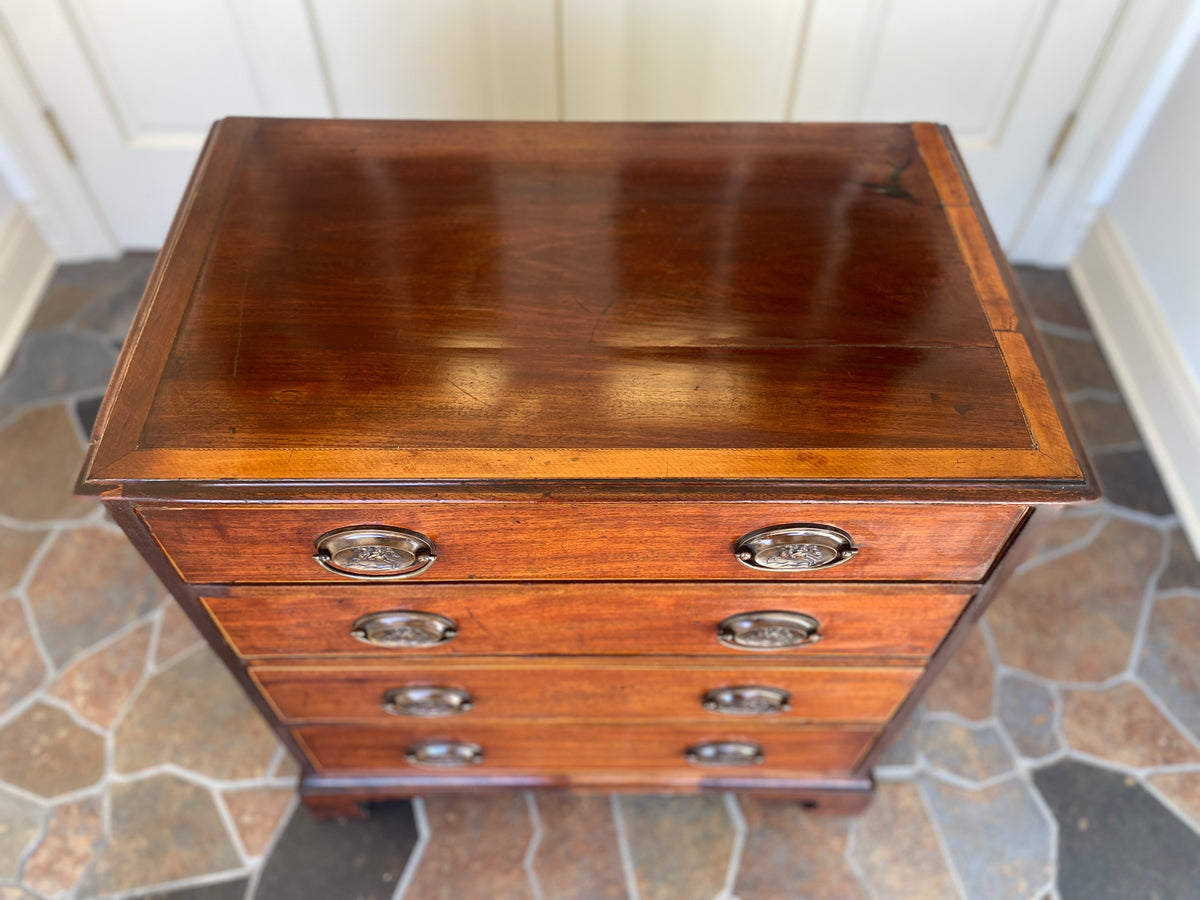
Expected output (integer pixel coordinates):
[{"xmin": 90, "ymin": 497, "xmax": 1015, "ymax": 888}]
[{"xmin": 0, "ymin": 156, "xmax": 18, "ymax": 225}]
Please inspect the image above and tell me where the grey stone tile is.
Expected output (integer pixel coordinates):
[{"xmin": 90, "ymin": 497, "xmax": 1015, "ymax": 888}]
[
  {"xmin": 0, "ymin": 331, "xmax": 117, "ymax": 420},
  {"xmin": 1034, "ymin": 760, "xmax": 1200, "ymax": 900},
  {"xmin": 75, "ymin": 394, "xmax": 104, "ymax": 440},
  {"xmin": 1158, "ymin": 526, "xmax": 1200, "ymax": 593},
  {"xmin": 130, "ymin": 880, "xmax": 249, "ymax": 900},
  {"xmin": 1039, "ymin": 333, "xmax": 1119, "ymax": 394},
  {"xmin": 1014, "ymin": 266, "xmax": 1093, "ymax": 331},
  {"xmin": 0, "ymin": 785, "xmax": 43, "ymax": 878},
  {"xmin": 1138, "ymin": 592, "xmax": 1200, "ymax": 740},
  {"xmin": 621, "ymin": 795, "xmax": 738, "ymax": 900},
  {"xmin": 1091, "ymin": 448, "xmax": 1175, "ymax": 517},
  {"xmin": 875, "ymin": 706, "xmax": 923, "ymax": 767},
  {"xmin": 920, "ymin": 720, "xmax": 1015, "ymax": 783},
  {"xmin": 998, "ymin": 675, "xmax": 1061, "ymax": 760},
  {"xmin": 71, "ymin": 252, "xmax": 155, "ymax": 343},
  {"xmin": 532, "ymin": 795, "xmax": 627, "ymax": 900},
  {"xmin": 921, "ymin": 775, "xmax": 1052, "ymax": 900},
  {"xmin": 1066, "ymin": 395, "xmax": 1142, "ymax": 454},
  {"xmin": 851, "ymin": 781, "xmax": 957, "ymax": 900},
  {"xmin": 254, "ymin": 801, "xmax": 416, "ymax": 900}
]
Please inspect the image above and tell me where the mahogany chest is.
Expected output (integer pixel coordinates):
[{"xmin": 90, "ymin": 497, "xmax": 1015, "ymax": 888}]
[{"xmin": 78, "ymin": 118, "xmax": 1092, "ymax": 814}]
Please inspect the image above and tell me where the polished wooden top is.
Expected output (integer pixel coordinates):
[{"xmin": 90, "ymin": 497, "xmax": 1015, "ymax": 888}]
[{"xmin": 81, "ymin": 119, "xmax": 1089, "ymax": 496}]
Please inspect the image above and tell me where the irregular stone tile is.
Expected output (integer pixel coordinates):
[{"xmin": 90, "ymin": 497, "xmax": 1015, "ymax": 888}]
[
  {"xmin": 0, "ymin": 596, "xmax": 46, "ymax": 715},
  {"xmin": 1159, "ymin": 527, "xmax": 1200, "ymax": 593},
  {"xmin": 532, "ymin": 795, "xmax": 626, "ymax": 900},
  {"xmin": 0, "ymin": 702, "xmax": 104, "ymax": 797},
  {"xmin": 1139, "ymin": 593, "xmax": 1200, "ymax": 740},
  {"xmin": 115, "ymin": 648, "xmax": 276, "ymax": 779},
  {"xmin": 921, "ymin": 720, "xmax": 1015, "ymax": 783},
  {"xmin": 733, "ymin": 797, "xmax": 865, "ymax": 899},
  {"xmin": 1067, "ymin": 396, "xmax": 1142, "ymax": 453},
  {"xmin": 130, "ymin": 879, "xmax": 250, "ymax": 900},
  {"xmin": 1035, "ymin": 760, "xmax": 1200, "ymax": 899},
  {"xmin": 25, "ymin": 280, "xmax": 104, "ymax": 333},
  {"xmin": 83, "ymin": 775, "xmax": 241, "ymax": 896},
  {"xmin": 22, "ymin": 795, "xmax": 103, "ymax": 896},
  {"xmin": 987, "ymin": 517, "xmax": 1160, "ymax": 681},
  {"xmin": 1015, "ymin": 266, "xmax": 1093, "ymax": 331},
  {"xmin": 156, "ymin": 600, "xmax": 204, "ymax": 666},
  {"xmin": 921, "ymin": 775, "xmax": 1052, "ymax": 900},
  {"xmin": 28, "ymin": 526, "xmax": 161, "ymax": 667},
  {"xmin": 0, "ymin": 406, "xmax": 93, "ymax": 521},
  {"xmin": 0, "ymin": 331, "xmax": 116, "ymax": 419},
  {"xmin": 1146, "ymin": 771, "xmax": 1200, "ymax": 831},
  {"xmin": 75, "ymin": 394, "xmax": 103, "ymax": 440},
  {"xmin": 851, "ymin": 781, "xmax": 957, "ymax": 900},
  {"xmin": 272, "ymin": 751, "xmax": 302, "ymax": 779},
  {"xmin": 998, "ymin": 675, "xmax": 1062, "ymax": 760},
  {"xmin": 48, "ymin": 623, "xmax": 151, "ymax": 728},
  {"xmin": 1026, "ymin": 506, "xmax": 1104, "ymax": 559},
  {"xmin": 0, "ymin": 889, "xmax": 39, "ymax": 900},
  {"xmin": 1039, "ymin": 332, "xmax": 1120, "ymax": 395},
  {"xmin": 1060, "ymin": 682, "xmax": 1200, "ymax": 767},
  {"xmin": 0, "ymin": 525, "xmax": 46, "ymax": 592},
  {"xmin": 1092, "ymin": 448, "xmax": 1175, "ymax": 517},
  {"xmin": 923, "ymin": 626, "xmax": 994, "ymax": 719},
  {"xmin": 623, "ymin": 795, "xmax": 737, "ymax": 900},
  {"xmin": 875, "ymin": 707, "xmax": 922, "ymax": 767},
  {"xmin": 72, "ymin": 254, "xmax": 155, "ymax": 343},
  {"xmin": 221, "ymin": 786, "xmax": 294, "ymax": 857},
  {"xmin": 0, "ymin": 787, "xmax": 43, "ymax": 878}
]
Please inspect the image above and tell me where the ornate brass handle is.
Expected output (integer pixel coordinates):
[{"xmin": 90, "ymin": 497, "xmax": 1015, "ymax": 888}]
[
  {"xmin": 382, "ymin": 686, "xmax": 474, "ymax": 718},
  {"xmin": 701, "ymin": 685, "xmax": 792, "ymax": 716},
  {"xmin": 314, "ymin": 526, "xmax": 437, "ymax": 579},
  {"xmin": 685, "ymin": 741, "xmax": 765, "ymax": 767},
  {"xmin": 717, "ymin": 610, "xmax": 821, "ymax": 651},
  {"xmin": 350, "ymin": 611, "xmax": 458, "ymax": 648},
  {"xmin": 405, "ymin": 740, "xmax": 484, "ymax": 768},
  {"xmin": 734, "ymin": 523, "xmax": 858, "ymax": 572}
]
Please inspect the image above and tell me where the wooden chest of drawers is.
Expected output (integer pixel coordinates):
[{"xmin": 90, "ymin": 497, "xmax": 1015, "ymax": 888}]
[{"xmin": 78, "ymin": 118, "xmax": 1092, "ymax": 815}]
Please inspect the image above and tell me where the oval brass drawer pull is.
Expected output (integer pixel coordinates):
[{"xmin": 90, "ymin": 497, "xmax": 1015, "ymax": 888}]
[
  {"xmin": 405, "ymin": 740, "xmax": 484, "ymax": 768},
  {"xmin": 701, "ymin": 685, "xmax": 792, "ymax": 716},
  {"xmin": 734, "ymin": 523, "xmax": 858, "ymax": 572},
  {"xmin": 314, "ymin": 526, "xmax": 437, "ymax": 579},
  {"xmin": 685, "ymin": 741, "xmax": 765, "ymax": 767},
  {"xmin": 350, "ymin": 611, "xmax": 457, "ymax": 648},
  {"xmin": 717, "ymin": 610, "xmax": 821, "ymax": 651},
  {"xmin": 382, "ymin": 686, "xmax": 474, "ymax": 718}
]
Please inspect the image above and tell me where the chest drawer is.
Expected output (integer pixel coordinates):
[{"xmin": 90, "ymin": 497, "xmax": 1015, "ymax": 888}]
[
  {"xmin": 139, "ymin": 502, "xmax": 1026, "ymax": 584},
  {"xmin": 202, "ymin": 583, "xmax": 974, "ymax": 660},
  {"xmin": 252, "ymin": 661, "xmax": 921, "ymax": 724}
]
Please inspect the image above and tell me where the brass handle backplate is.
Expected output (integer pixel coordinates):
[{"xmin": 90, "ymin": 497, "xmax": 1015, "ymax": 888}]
[
  {"xmin": 701, "ymin": 685, "xmax": 792, "ymax": 716},
  {"xmin": 685, "ymin": 741, "xmax": 765, "ymax": 767},
  {"xmin": 405, "ymin": 740, "xmax": 484, "ymax": 768},
  {"xmin": 382, "ymin": 685, "xmax": 474, "ymax": 718},
  {"xmin": 734, "ymin": 523, "xmax": 858, "ymax": 572},
  {"xmin": 350, "ymin": 610, "xmax": 458, "ymax": 648},
  {"xmin": 717, "ymin": 610, "xmax": 821, "ymax": 651},
  {"xmin": 314, "ymin": 525, "xmax": 437, "ymax": 579}
]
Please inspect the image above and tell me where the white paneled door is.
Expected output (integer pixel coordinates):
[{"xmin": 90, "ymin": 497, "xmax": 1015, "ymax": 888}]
[{"xmin": 1, "ymin": 0, "xmax": 1123, "ymax": 250}]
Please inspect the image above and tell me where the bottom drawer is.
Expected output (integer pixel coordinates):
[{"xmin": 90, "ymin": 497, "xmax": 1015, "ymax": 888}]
[{"xmin": 294, "ymin": 722, "xmax": 878, "ymax": 777}]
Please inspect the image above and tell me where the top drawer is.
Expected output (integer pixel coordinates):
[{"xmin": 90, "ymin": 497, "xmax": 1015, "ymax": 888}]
[{"xmin": 139, "ymin": 502, "xmax": 1026, "ymax": 584}]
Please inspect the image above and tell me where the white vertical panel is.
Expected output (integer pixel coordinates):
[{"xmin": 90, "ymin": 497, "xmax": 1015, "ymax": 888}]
[
  {"xmin": 309, "ymin": 0, "xmax": 557, "ymax": 119},
  {"xmin": 230, "ymin": 0, "xmax": 333, "ymax": 117},
  {"xmin": 789, "ymin": 0, "xmax": 883, "ymax": 121},
  {"xmin": 562, "ymin": 0, "xmax": 808, "ymax": 121}
]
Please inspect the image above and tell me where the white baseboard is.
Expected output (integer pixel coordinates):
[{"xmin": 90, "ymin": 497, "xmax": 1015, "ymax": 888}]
[
  {"xmin": 0, "ymin": 206, "xmax": 55, "ymax": 372},
  {"xmin": 1069, "ymin": 211, "xmax": 1200, "ymax": 553}
]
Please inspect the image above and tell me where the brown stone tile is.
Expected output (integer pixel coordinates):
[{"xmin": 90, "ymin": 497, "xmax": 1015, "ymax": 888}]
[
  {"xmin": 1139, "ymin": 593, "xmax": 1200, "ymax": 738},
  {"xmin": 921, "ymin": 720, "xmax": 1015, "ymax": 783},
  {"xmin": 156, "ymin": 599, "xmax": 204, "ymax": 666},
  {"xmin": 851, "ymin": 781, "xmax": 957, "ymax": 899},
  {"xmin": 987, "ymin": 517, "xmax": 1160, "ymax": 681},
  {"xmin": 404, "ymin": 794, "xmax": 534, "ymax": 900},
  {"xmin": 622, "ymin": 795, "xmax": 736, "ymax": 900},
  {"xmin": 923, "ymin": 626, "xmax": 994, "ymax": 719},
  {"xmin": 82, "ymin": 775, "xmax": 241, "ymax": 896},
  {"xmin": 1147, "ymin": 771, "xmax": 1200, "ymax": 831},
  {"xmin": 22, "ymin": 795, "xmax": 103, "ymax": 896},
  {"xmin": 1040, "ymin": 332, "xmax": 1120, "ymax": 394},
  {"xmin": 532, "ymin": 795, "xmax": 626, "ymax": 900},
  {"xmin": 1027, "ymin": 506, "xmax": 1104, "ymax": 559},
  {"xmin": 222, "ymin": 787, "xmax": 294, "ymax": 857},
  {"xmin": 272, "ymin": 750, "xmax": 302, "ymax": 779},
  {"xmin": 0, "ymin": 525, "xmax": 46, "ymax": 592},
  {"xmin": 25, "ymin": 281, "xmax": 104, "ymax": 333},
  {"xmin": 1061, "ymin": 682, "xmax": 1200, "ymax": 768},
  {"xmin": 27, "ymin": 526, "xmax": 162, "ymax": 667},
  {"xmin": 0, "ymin": 787, "xmax": 43, "ymax": 879},
  {"xmin": 1015, "ymin": 266, "xmax": 1092, "ymax": 331},
  {"xmin": 0, "ymin": 597, "xmax": 46, "ymax": 715},
  {"xmin": 0, "ymin": 702, "xmax": 104, "ymax": 797},
  {"xmin": 115, "ymin": 648, "xmax": 276, "ymax": 779},
  {"xmin": 1159, "ymin": 527, "xmax": 1200, "ymax": 593},
  {"xmin": 0, "ymin": 889, "xmax": 39, "ymax": 900},
  {"xmin": 1068, "ymin": 395, "xmax": 1142, "ymax": 453},
  {"xmin": 0, "ymin": 406, "xmax": 93, "ymax": 521},
  {"xmin": 47, "ymin": 622, "xmax": 151, "ymax": 728},
  {"xmin": 734, "ymin": 797, "xmax": 865, "ymax": 899}
]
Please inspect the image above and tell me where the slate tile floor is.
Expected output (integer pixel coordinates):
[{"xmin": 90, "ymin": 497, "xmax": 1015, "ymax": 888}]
[{"xmin": 1, "ymin": 258, "xmax": 1199, "ymax": 899}]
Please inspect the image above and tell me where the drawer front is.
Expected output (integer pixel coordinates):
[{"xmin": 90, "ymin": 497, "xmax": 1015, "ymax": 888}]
[
  {"xmin": 203, "ymin": 583, "xmax": 974, "ymax": 659},
  {"xmin": 141, "ymin": 502, "xmax": 1025, "ymax": 583},
  {"xmin": 294, "ymin": 722, "xmax": 877, "ymax": 776},
  {"xmin": 252, "ymin": 662, "xmax": 922, "ymax": 724}
]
